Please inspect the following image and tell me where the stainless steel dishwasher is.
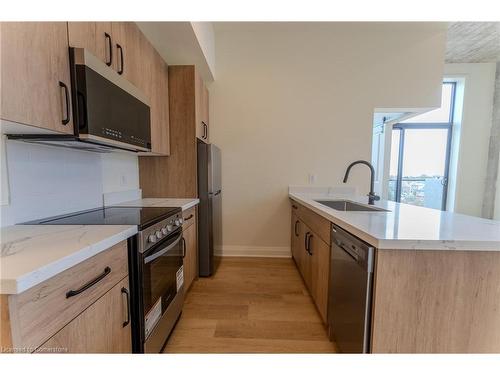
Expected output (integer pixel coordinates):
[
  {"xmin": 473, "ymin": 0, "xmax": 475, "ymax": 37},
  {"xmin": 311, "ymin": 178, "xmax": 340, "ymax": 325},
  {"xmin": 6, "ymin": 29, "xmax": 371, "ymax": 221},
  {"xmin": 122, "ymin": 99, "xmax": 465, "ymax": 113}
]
[{"xmin": 328, "ymin": 224, "xmax": 375, "ymax": 353}]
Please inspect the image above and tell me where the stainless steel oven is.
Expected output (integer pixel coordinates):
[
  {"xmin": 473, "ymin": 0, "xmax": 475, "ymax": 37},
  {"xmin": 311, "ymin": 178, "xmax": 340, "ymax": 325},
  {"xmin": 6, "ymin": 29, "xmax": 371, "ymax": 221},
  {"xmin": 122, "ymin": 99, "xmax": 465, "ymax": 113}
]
[
  {"xmin": 140, "ymin": 228, "xmax": 184, "ymax": 352},
  {"xmin": 128, "ymin": 210, "xmax": 185, "ymax": 353}
]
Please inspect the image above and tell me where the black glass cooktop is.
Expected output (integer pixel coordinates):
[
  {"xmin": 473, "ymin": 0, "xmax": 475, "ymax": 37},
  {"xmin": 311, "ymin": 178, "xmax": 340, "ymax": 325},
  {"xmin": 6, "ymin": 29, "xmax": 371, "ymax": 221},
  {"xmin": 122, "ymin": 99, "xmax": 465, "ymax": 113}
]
[{"xmin": 24, "ymin": 206, "xmax": 181, "ymax": 230}]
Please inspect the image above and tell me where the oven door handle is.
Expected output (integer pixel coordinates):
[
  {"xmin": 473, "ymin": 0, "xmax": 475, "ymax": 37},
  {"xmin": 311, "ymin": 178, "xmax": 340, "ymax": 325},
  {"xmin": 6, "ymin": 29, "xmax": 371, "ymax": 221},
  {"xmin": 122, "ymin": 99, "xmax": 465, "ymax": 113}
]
[{"xmin": 144, "ymin": 234, "xmax": 183, "ymax": 264}]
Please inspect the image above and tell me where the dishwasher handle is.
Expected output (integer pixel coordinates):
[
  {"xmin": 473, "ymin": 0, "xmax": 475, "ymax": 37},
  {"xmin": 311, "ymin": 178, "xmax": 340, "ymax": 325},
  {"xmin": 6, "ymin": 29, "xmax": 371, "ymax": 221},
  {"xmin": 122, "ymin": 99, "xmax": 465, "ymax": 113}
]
[
  {"xmin": 332, "ymin": 224, "xmax": 375, "ymax": 272},
  {"xmin": 336, "ymin": 240, "xmax": 359, "ymax": 261}
]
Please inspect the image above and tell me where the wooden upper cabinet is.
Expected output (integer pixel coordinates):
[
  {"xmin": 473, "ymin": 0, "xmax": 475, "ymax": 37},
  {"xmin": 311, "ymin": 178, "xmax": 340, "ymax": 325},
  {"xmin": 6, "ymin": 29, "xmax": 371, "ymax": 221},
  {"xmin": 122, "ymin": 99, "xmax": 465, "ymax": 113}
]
[
  {"xmin": 110, "ymin": 22, "xmax": 142, "ymax": 86},
  {"xmin": 67, "ymin": 22, "xmax": 112, "ymax": 65},
  {"xmin": 196, "ymin": 73, "xmax": 210, "ymax": 143},
  {"xmin": 38, "ymin": 277, "xmax": 132, "ymax": 353},
  {"xmin": 0, "ymin": 22, "xmax": 74, "ymax": 134}
]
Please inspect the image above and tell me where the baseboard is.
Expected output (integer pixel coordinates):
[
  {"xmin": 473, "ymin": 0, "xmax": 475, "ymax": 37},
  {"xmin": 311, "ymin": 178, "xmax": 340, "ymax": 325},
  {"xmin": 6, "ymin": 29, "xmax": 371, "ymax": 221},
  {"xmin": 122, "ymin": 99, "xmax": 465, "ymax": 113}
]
[{"xmin": 215, "ymin": 246, "xmax": 291, "ymax": 258}]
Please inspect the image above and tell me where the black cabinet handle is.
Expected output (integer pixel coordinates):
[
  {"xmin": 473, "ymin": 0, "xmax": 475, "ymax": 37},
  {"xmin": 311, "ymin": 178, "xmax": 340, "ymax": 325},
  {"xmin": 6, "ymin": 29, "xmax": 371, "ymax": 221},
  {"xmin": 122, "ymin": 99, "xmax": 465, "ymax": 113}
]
[
  {"xmin": 59, "ymin": 81, "xmax": 70, "ymax": 125},
  {"xmin": 304, "ymin": 232, "xmax": 310, "ymax": 254},
  {"xmin": 117, "ymin": 43, "xmax": 124, "ymax": 75},
  {"xmin": 66, "ymin": 267, "xmax": 111, "ymax": 298},
  {"xmin": 294, "ymin": 220, "xmax": 300, "ymax": 237},
  {"xmin": 202, "ymin": 121, "xmax": 208, "ymax": 139},
  {"xmin": 292, "ymin": 204, "xmax": 298, "ymax": 210},
  {"xmin": 181, "ymin": 237, "xmax": 186, "ymax": 258},
  {"xmin": 121, "ymin": 287, "xmax": 130, "ymax": 327},
  {"xmin": 307, "ymin": 234, "xmax": 314, "ymax": 255},
  {"xmin": 105, "ymin": 32, "xmax": 113, "ymax": 66},
  {"xmin": 184, "ymin": 214, "xmax": 194, "ymax": 221}
]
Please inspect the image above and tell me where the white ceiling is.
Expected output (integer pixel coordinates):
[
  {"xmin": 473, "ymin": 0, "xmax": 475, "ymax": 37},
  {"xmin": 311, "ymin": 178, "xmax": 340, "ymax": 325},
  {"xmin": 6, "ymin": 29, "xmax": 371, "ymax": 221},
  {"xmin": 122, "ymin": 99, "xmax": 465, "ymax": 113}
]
[{"xmin": 136, "ymin": 22, "xmax": 215, "ymax": 81}]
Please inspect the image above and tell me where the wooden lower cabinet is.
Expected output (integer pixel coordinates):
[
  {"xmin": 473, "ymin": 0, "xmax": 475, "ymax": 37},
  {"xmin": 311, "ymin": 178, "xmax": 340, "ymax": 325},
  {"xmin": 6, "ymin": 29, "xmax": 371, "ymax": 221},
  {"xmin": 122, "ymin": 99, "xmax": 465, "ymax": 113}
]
[
  {"xmin": 37, "ymin": 277, "xmax": 131, "ymax": 353},
  {"xmin": 291, "ymin": 202, "xmax": 331, "ymax": 323},
  {"xmin": 308, "ymin": 234, "xmax": 330, "ymax": 322},
  {"xmin": 183, "ymin": 221, "xmax": 198, "ymax": 292}
]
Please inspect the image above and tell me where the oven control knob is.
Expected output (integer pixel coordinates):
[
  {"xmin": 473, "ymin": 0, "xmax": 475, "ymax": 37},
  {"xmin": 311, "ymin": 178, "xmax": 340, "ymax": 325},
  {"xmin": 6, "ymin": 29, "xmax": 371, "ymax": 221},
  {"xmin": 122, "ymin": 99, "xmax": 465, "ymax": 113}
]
[
  {"xmin": 174, "ymin": 219, "xmax": 181, "ymax": 226},
  {"xmin": 155, "ymin": 230, "xmax": 162, "ymax": 239},
  {"xmin": 161, "ymin": 227, "xmax": 168, "ymax": 235},
  {"xmin": 148, "ymin": 234, "xmax": 157, "ymax": 243},
  {"xmin": 166, "ymin": 224, "xmax": 173, "ymax": 232},
  {"xmin": 179, "ymin": 218, "xmax": 184, "ymax": 225}
]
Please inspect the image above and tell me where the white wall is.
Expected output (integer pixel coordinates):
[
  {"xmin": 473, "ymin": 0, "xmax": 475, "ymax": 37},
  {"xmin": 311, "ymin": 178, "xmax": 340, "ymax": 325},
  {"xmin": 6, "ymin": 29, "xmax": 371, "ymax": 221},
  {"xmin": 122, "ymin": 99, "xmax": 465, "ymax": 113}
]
[
  {"xmin": 0, "ymin": 140, "xmax": 140, "ymax": 226},
  {"xmin": 496, "ymin": 160, "xmax": 500, "ymax": 220},
  {"xmin": 444, "ymin": 63, "xmax": 497, "ymax": 218},
  {"xmin": 211, "ymin": 23, "xmax": 446, "ymax": 252}
]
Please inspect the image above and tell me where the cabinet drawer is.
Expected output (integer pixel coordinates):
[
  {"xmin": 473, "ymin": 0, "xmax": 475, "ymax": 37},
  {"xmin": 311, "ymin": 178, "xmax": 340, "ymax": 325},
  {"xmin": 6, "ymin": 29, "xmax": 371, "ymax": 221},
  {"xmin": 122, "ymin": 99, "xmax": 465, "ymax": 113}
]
[
  {"xmin": 8, "ymin": 241, "xmax": 128, "ymax": 351},
  {"xmin": 182, "ymin": 207, "xmax": 197, "ymax": 229},
  {"xmin": 291, "ymin": 200, "xmax": 331, "ymax": 244},
  {"xmin": 36, "ymin": 277, "xmax": 131, "ymax": 353}
]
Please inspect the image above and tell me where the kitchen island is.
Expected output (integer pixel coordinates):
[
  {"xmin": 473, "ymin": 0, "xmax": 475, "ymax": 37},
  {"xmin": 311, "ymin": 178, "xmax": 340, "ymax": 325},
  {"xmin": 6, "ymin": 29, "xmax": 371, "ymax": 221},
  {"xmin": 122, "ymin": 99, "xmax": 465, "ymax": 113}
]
[{"xmin": 289, "ymin": 186, "xmax": 500, "ymax": 353}]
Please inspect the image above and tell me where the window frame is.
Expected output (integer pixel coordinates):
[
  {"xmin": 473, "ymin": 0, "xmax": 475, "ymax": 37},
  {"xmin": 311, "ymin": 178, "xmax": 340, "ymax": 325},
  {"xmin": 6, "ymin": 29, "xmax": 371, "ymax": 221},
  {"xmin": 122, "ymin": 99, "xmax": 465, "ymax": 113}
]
[{"xmin": 391, "ymin": 82, "xmax": 456, "ymax": 210}]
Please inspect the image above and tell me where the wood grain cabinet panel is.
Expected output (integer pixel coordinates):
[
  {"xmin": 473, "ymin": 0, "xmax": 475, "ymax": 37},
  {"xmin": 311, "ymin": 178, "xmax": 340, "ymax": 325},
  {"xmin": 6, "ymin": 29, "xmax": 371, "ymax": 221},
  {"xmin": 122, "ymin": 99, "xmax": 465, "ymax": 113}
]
[
  {"xmin": 37, "ymin": 277, "xmax": 132, "ymax": 353},
  {"xmin": 195, "ymin": 72, "xmax": 210, "ymax": 143},
  {"xmin": 183, "ymin": 221, "xmax": 198, "ymax": 292},
  {"xmin": 290, "ymin": 202, "xmax": 331, "ymax": 324},
  {"xmin": 291, "ymin": 211, "xmax": 303, "ymax": 269},
  {"xmin": 146, "ymin": 47, "xmax": 170, "ymax": 155},
  {"xmin": 7, "ymin": 241, "xmax": 128, "ymax": 350},
  {"xmin": 182, "ymin": 207, "xmax": 196, "ymax": 229},
  {"xmin": 371, "ymin": 249, "xmax": 500, "ymax": 353},
  {"xmin": 67, "ymin": 22, "xmax": 112, "ymax": 65},
  {"xmin": 308, "ymin": 234, "xmax": 330, "ymax": 322},
  {"xmin": 139, "ymin": 65, "xmax": 198, "ymax": 198},
  {"xmin": 0, "ymin": 22, "xmax": 74, "ymax": 134},
  {"xmin": 110, "ymin": 22, "xmax": 142, "ymax": 85}
]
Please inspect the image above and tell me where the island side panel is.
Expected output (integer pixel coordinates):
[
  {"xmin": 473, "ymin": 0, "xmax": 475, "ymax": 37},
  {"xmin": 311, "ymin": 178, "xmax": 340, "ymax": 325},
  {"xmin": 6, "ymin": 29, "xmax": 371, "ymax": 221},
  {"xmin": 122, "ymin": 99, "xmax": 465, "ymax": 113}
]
[
  {"xmin": 371, "ymin": 249, "xmax": 500, "ymax": 353},
  {"xmin": 1, "ymin": 295, "xmax": 13, "ymax": 351}
]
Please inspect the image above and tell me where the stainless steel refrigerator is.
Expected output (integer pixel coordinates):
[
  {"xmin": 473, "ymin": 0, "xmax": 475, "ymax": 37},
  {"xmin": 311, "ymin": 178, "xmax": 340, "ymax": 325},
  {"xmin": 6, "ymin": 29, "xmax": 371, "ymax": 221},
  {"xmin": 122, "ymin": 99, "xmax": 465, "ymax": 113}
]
[{"xmin": 197, "ymin": 140, "xmax": 222, "ymax": 277}]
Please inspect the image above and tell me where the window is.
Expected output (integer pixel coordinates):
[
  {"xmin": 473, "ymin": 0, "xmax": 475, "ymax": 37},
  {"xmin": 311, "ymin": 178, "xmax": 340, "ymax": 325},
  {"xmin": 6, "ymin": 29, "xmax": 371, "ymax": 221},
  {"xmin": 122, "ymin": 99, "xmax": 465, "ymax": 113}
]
[{"xmin": 388, "ymin": 83, "xmax": 455, "ymax": 210}]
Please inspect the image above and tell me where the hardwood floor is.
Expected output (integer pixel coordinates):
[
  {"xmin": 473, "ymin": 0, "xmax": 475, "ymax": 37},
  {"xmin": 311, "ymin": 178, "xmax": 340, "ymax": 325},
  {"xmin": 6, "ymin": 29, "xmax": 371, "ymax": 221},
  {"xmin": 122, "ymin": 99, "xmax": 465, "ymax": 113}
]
[{"xmin": 164, "ymin": 257, "xmax": 337, "ymax": 353}]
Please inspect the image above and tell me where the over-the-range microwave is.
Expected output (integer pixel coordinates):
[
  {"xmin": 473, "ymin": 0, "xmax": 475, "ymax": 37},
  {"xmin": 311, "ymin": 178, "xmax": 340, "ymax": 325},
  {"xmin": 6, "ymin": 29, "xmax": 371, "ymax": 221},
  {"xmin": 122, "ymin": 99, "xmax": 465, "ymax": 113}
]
[{"xmin": 7, "ymin": 48, "xmax": 151, "ymax": 153}]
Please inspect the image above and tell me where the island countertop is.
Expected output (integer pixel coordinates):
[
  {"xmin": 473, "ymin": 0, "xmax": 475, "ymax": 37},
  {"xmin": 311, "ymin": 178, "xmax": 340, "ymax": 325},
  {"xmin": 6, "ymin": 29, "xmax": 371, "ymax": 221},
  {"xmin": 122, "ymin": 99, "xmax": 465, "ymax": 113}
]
[
  {"xmin": 0, "ymin": 224, "xmax": 137, "ymax": 294},
  {"xmin": 289, "ymin": 187, "xmax": 500, "ymax": 251}
]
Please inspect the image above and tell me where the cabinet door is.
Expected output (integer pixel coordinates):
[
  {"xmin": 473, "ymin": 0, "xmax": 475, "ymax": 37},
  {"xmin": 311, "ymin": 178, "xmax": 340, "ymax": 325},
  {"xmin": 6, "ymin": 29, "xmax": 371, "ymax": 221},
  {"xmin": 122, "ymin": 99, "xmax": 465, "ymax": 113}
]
[
  {"xmin": 67, "ymin": 22, "xmax": 112, "ymax": 64},
  {"xmin": 195, "ymin": 73, "xmax": 209, "ymax": 143},
  {"xmin": 309, "ymin": 233, "xmax": 330, "ymax": 323},
  {"xmin": 1, "ymin": 22, "xmax": 73, "ymax": 134},
  {"xmin": 37, "ymin": 277, "xmax": 132, "ymax": 353},
  {"xmin": 299, "ymin": 222, "xmax": 313, "ymax": 291},
  {"xmin": 111, "ymin": 22, "xmax": 142, "ymax": 85},
  {"xmin": 201, "ymin": 83, "xmax": 209, "ymax": 142},
  {"xmin": 183, "ymin": 223, "xmax": 198, "ymax": 292},
  {"xmin": 291, "ymin": 211, "xmax": 302, "ymax": 268},
  {"xmin": 150, "ymin": 49, "xmax": 170, "ymax": 155}
]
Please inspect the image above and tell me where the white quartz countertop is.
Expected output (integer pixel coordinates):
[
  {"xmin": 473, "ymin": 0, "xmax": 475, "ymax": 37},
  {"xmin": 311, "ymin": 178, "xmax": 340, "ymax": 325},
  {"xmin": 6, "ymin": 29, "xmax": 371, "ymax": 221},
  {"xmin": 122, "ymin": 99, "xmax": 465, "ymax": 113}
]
[
  {"xmin": 0, "ymin": 224, "xmax": 137, "ymax": 294},
  {"xmin": 289, "ymin": 188, "xmax": 500, "ymax": 251},
  {"xmin": 112, "ymin": 198, "xmax": 199, "ymax": 211}
]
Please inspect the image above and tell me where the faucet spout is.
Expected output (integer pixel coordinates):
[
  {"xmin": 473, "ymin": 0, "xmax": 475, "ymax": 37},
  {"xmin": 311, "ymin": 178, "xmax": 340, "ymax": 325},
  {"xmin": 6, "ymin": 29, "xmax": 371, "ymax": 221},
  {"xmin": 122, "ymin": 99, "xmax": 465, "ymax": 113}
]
[{"xmin": 342, "ymin": 160, "xmax": 380, "ymax": 205}]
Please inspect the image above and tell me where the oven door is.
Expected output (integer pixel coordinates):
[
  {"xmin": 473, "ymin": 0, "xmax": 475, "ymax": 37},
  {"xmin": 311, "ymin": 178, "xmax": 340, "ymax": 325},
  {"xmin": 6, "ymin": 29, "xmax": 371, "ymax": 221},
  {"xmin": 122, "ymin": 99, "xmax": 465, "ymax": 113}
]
[{"xmin": 142, "ymin": 229, "xmax": 184, "ymax": 341}]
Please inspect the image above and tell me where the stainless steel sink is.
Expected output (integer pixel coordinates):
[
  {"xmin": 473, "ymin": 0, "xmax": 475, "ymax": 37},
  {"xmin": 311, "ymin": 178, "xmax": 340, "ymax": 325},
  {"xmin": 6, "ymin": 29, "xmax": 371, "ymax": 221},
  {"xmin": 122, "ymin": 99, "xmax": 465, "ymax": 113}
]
[{"xmin": 315, "ymin": 200, "xmax": 389, "ymax": 212}]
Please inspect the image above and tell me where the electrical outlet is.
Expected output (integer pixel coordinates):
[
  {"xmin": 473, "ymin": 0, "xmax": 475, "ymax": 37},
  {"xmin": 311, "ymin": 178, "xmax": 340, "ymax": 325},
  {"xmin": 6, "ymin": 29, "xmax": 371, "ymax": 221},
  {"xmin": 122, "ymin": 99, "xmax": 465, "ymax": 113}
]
[{"xmin": 308, "ymin": 174, "xmax": 316, "ymax": 185}]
